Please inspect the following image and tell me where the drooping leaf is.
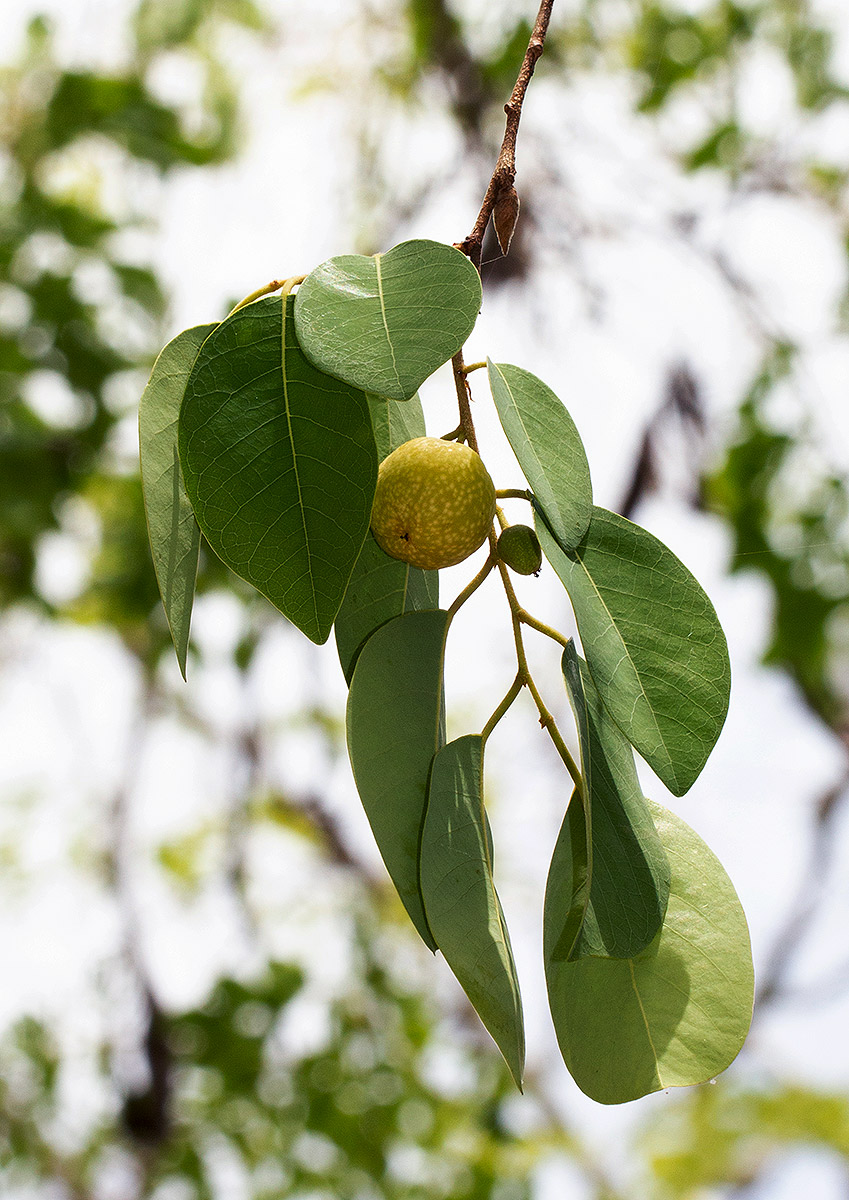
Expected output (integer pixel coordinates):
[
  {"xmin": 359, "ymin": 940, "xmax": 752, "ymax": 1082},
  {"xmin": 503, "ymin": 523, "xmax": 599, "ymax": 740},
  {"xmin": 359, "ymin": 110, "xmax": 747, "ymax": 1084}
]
[
  {"xmin": 335, "ymin": 394, "xmax": 438, "ymax": 682},
  {"xmin": 488, "ymin": 361, "xmax": 592, "ymax": 550},
  {"xmin": 347, "ymin": 609, "xmax": 451, "ymax": 949},
  {"xmin": 544, "ymin": 799, "xmax": 754, "ymax": 1105},
  {"xmin": 294, "ymin": 239, "xmax": 482, "ymax": 401},
  {"xmin": 178, "ymin": 295, "xmax": 378, "ymax": 645},
  {"xmin": 553, "ymin": 642, "xmax": 670, "ymax": 961},
  {"xmin": 335, "ymin": 536, "xmax": 440, "ymax": 684},
  {"xmin": 139, "ymin": 322, "xmax": 215, "ymax": 677},
  {"xmin": 420, "ymin": 735, "xmax": 525, "ymax": 1089},
  {"xmin": 366, "ymin": 391, "xmax": 426, "ymax": 461},
  {"xmin": 537, "ymin": 507, "xmax": 730, "ymax": 796}
]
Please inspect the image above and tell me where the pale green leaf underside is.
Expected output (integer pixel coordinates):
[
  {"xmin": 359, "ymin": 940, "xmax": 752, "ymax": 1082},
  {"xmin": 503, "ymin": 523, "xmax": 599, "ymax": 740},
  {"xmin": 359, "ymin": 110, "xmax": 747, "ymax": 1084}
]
[
  {"xmin": 365, "ymin": 391, "xmax": 426, "ymax": 462},
  {"xmin": 178, "ymin": 295, "xmax": 377, "ymax": 645},
  {"xmin": 420, "ymin": 735, "xmax": 525, "ymax": 1089},
  {"xmin": 537, "ymin": 507, "xmax": 731, "ymax": 796},
  {"xmin": 554, "ymin": 642, "xmax": 670, "ymax": 961},
  {"xmin": 488, "ymin": 361, "xmax": 592, "ymax": 550},
  {"xmin": 346, "ymin": 609, "xmax": 450, "ymax": 950},
  {"xmin": 544, "ymin": 799, "xmax": 753, "ymax": 1105},
  {"xmin": 294, "ymin": 239, "xmax": 482, "ymax": 401},
  {"xmin": 139, "ymin": 322, "xmax": 216, "ymax": 678},
  {"xmin": 335, "ymin": 394, "xmax": 438, "ymax": 683}
]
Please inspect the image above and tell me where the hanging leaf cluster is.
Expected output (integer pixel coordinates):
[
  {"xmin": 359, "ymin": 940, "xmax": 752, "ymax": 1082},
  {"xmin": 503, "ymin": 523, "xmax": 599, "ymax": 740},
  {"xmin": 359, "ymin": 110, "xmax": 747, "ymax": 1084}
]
[{"xmin": 139, "ymin": 238, "xmax": 753, "ymax": 1104}]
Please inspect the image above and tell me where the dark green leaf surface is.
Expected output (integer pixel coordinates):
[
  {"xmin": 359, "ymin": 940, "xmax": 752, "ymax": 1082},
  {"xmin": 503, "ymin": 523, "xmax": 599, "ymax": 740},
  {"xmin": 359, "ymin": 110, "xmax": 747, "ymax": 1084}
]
[
  {"xmin": 294, "ymin": 240, "xmax": 482, "ymax": 401},
  {"xmin": 179, "ymin": 295, "xmax": 377, "ymax": 644},
  {"xmin": 420, "ymin": 735, "xmax": 525, "ymax": 1089},
  {"xmin": 553, "ymin": 642, "xmax": 670, "ymax": 961},
  {"xmin": 139, "ymin": 322, "xmax": 215, "ymax": 677},
  {"xmin": 335, "ymin": 394, "xmax": 438, "ymax": 682},
  {"xmin": 537, "ymin": 507, "xmax": 730, "ymax": 796},
  {"xmin": 347, "ymin": 609, "xmax": 451, "ymax": 950},
  {"xmin": 544, "ymin": 799, "xmax": 754, "ymax": 1105},
  {"xmin": 488, "ymin": 361, "xmax": 592, "ymax": 550}
]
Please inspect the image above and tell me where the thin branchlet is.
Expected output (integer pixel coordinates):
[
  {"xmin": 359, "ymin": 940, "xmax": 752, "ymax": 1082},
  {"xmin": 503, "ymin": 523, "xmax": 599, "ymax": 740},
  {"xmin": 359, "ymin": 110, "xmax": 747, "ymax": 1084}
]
[
  {"xmin": 445, "ymin": 0, "xmax": 577, "ymax": 788},
  {"xmin": 457, "ymin": 0, "xmax": 555, "ymax": 269}
]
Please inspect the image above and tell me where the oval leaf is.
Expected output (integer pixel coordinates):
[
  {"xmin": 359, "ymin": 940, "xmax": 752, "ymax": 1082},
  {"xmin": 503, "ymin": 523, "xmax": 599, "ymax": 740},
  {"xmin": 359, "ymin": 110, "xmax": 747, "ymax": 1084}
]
[
  {"xmin": 335, "ymin": 394, "xmax": 438, "ymax": 682},
  {"xmin": 139, "ymin": 322, "xmax": 216, "ymax": 678},
  {"xmin": 537, "ymin": 507, "xmax": 731, "ymax": 796},
  {"xmin": 488, "ymin": 361, "xmax": 592, "ymax": 550},
  {"xmin": 346, "ymin": 609, "xmax": 451, "ymax": 949},
  {"xmin": 421, "ymin": 735, "xmax": 525, "ymax": 1089},
  {"xmin": 555, "ymin": 642, "xmax": 670, "ymax": 961},
  {"xmin": 544, "ymin": 799, "xmax": 754, "ymax": 1105},
  {"xmin": 294, "ymin": 240, "xmax": 482, "ymax": 401},
  {"xmin": 179, "ymin": 295, "xmax": 377, "ymax": 645}
]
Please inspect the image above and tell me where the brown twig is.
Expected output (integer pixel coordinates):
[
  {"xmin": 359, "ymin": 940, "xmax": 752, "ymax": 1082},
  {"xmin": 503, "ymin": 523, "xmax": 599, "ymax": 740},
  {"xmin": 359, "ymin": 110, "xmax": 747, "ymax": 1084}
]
[{"xmin": 457, "ymin": 0, "xmax": 555, "ymax": 269}]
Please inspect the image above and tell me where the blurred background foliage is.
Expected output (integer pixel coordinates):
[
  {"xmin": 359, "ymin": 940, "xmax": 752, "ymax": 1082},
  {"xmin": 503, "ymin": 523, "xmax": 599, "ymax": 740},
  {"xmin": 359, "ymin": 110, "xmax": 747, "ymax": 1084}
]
[{"xmin": 4, "ymin": 0, "xmax": 849, "ymax": 1196}]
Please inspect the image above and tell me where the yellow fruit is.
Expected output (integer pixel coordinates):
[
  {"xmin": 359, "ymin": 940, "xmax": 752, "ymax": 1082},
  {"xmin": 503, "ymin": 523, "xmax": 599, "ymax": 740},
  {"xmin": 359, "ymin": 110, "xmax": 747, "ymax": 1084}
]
[{"xmin": 370, "ymin": 437, "xmax": 496, "ymax": 570}]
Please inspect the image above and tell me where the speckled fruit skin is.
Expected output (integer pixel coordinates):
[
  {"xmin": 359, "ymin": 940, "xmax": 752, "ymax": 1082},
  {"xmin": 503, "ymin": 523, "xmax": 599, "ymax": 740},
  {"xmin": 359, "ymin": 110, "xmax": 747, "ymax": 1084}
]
[
  {"xmin": 370, "ymin": 437, "xmax": 496, "ymax": 570},
  {"xmin": 497, "ymin": 524, "xmax": 542, "ymax": 575}
]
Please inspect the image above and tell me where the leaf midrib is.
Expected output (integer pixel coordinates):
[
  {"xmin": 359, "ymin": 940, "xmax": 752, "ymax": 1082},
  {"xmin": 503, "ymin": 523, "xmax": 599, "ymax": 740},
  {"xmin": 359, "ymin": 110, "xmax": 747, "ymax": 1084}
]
[
  {"xmin": 629, "ymin": 958, "xmax": 661, "ymax": 1070},
  {"xmin": 374, "ymin": 253, "xmax": 403, "ymax": 395},
  {"xmin": 493, "ymin": 363, "xmax": 554, "ymax": 512},
  {"xmin": 281, "ymin": 299, "xmax": 320, "ymax": 634},
  {"xmin": 574, "ymin": 540, "xmax": 677, "ymax": 789}
]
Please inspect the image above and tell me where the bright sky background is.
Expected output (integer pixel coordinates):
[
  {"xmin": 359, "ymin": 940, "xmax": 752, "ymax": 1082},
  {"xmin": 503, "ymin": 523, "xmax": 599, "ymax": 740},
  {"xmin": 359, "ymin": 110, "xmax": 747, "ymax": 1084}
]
[{"xmin": 5, "ymin": 1, "xmax": 849, "ymax": 1195}]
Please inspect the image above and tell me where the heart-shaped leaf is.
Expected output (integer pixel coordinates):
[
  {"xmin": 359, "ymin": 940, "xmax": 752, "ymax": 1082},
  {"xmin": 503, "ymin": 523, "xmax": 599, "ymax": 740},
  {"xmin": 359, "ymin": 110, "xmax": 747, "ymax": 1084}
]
[
  {"xmin": 294, "ymin": 239, "xmax": 482, "ymax": 401},
  {"xmin": 537, "ymin": 507, "xmax": 731, "ymax": 796},
  {"xmin": 553, "ymin": 642, "xmax": 670, "ymax": 961},
  {"xmin": 139, "ymin": 322, "xmax": 216, "ymax": 678},
  {"xmin": 347, "ymin": 609, "xmax": 451, "ymax": 949},
  {"xmin": 179, "ymin": 295, "xmax": 378, "ymax": 645},
  {"xmin": 335, "ymin": 393, "xmax": 438, "ymax": 684},
  {"xmin": 420, "ymin": 735, "xmax": 525, "ymax": 1089},
  {"xmin": 545, "ymin": 799, "xmax": 754, "ymax": 1105},
  {"xmin": 488, "ymin": 361, "xmax": 592, "ymax": 550}
]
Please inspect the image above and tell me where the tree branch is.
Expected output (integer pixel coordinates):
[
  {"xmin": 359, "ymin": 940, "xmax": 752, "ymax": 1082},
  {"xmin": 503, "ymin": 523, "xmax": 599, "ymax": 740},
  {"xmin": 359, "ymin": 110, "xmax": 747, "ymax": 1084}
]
[{"xmin": 458, "ymin": 0, "xmax": 556, "ymax": 268}]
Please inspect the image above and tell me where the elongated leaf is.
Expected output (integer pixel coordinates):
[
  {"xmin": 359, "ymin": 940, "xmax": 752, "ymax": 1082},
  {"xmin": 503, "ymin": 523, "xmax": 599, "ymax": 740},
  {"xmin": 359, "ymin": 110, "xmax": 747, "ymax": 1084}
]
[
  {"xmin": 139, "ymin": 322, "xmax": 216, "ymax": 678},
  {"xmin": 420, "ymin": 735, "xmax": 525, "ymax": 1089},
  {"xmin": 294, "ymin": 239, "xmax": 482, "ymax": 401},
  {"xmin": 537, "ymin": 507, "xmax": 730, "ymax": 796},
  {"xmin": 545, "ymin": 799, "xmax": 754, "ymax": 1105},
  {"xmin": 366, "ymin": 391, "xmax": 426, "ymax": 461},
  {"xmin": 335, "ymin": 536, "xmax": 439, "ymax": 684},
  {"xmin": 347, "ymin": 609, "xmax": 450, "ymax": 949},
  {"xmin": 179, "ymin": 295, "xmax": 377, "ymax": 645},
  {"xmin": 488, "ymin": 361, "xmax": 592, "ymax": 550},
  {"xmin": 335, "ymin": 394, "xmax": 438, "ymax": 682},
  {"xmin": 555, "ymin": 642, "xmax": 670, "ymax": 961}
]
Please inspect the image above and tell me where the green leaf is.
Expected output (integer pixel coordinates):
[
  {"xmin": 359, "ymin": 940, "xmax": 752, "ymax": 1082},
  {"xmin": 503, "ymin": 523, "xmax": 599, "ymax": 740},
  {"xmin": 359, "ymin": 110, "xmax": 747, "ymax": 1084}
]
[
  {"xmin": 139, "ymin": 322, "xmax": 215, "ymax": 677},
  {"xmin": 554, "ymin": 642, "xmax": 670, "ymax": 961},
  {"xmin": 488, "ymin": 361, "xmax": 592, "ymax": 550},
  {"xmin": 420, "ymin": 735, "xmax": 525, "ymax": 1089},
  {"xmin": 544, "ymin": 799, "xmax": 754, "ymax": 1105},
  {"xmin": 347, "ymin": 609, "xmax": 451, "ymax": 950},
  {"xmin": 294, "ymin": 240, "xmax": 482, "ymax": 401},
  {"xmin": 536, "ymin": 507, "xmax": 730, "ymax": 796},
  {"xmin": 335, "ymin": 393, "xmax": 438, "ymax": 683},
  {"xmin": 179, "ymin": 295, "xmax": 378, "ymax": 645},
  {"xmin": 335, "ymin": 536, "xmax": 439, "ymax": 684},
  {"xmin": 366, "ymin": 391, "xmax": 426, "ymax": 461}
]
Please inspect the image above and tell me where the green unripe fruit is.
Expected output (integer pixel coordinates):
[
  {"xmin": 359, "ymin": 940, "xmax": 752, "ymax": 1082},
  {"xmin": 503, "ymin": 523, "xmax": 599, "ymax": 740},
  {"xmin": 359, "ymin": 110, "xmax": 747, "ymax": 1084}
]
[
  {"xmin": 370, "ymin": 437, "xmax": 496, "ymax": 570},
  {"xmin": 497, "ymin": 524, "xmax": 542, "ymax": 575}
]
